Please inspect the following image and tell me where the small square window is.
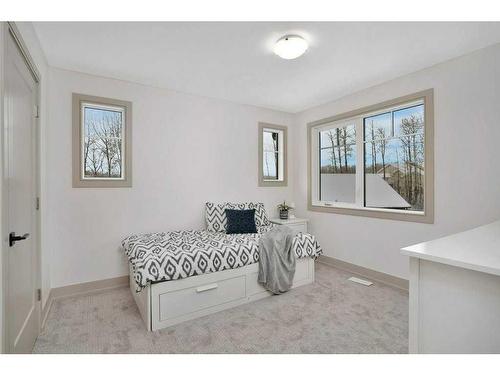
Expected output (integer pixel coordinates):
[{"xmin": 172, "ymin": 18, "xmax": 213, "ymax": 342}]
[
  {"xmin": 258, "ymin": 123, "xmax": 287, "ymax": 187},
  {"xmin": 73, "ymin": 94, "xmax": 132, "ymax": 188}
]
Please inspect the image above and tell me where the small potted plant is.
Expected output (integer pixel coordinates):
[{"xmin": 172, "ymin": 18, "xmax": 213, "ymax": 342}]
[{"xmin": 277, "ymin": 201, "xmax": 292, "ymax": 220}]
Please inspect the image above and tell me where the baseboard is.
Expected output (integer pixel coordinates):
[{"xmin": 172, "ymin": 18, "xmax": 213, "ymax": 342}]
[
  {"xmin": 50, "ymin": 275, "xmax": 129, "ymax": 300},
  {"xmin": 40, "ymin": 275, "xmax": 129, "ymax": 328},
  {"xmin": 318, "ymin": 255, "xmax": 409, "ymax": 291},
  {"xmin": 41, "ymin": 290, "xmax": 53, "ymax": 329}
]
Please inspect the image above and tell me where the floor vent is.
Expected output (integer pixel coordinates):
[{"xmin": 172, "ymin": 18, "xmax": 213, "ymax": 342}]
[{"xmin": 348, "ymin": 276, "xmax": 373, "ymax": 286}]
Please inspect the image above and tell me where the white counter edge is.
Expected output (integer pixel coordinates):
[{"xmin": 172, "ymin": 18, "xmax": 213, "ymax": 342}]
[{"xmin": 400, "ymin": 248, "xmax": 500, "ymax": 277}]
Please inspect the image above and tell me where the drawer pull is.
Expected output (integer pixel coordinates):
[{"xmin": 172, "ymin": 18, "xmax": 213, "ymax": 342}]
[{"xmin": 196, "ymin": 283, "xmax": 218, "ymax": 293}]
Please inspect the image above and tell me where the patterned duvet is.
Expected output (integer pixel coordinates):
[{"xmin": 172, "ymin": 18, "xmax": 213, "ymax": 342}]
[{"xmin": 122, "ymin": 225, "xmax": 322, "ymax": 290}]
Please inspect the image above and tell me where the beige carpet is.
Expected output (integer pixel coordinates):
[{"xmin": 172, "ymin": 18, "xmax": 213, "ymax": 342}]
[{"xmin": 33, "ymin": 263, "xmax": 408, "ymax": 353}]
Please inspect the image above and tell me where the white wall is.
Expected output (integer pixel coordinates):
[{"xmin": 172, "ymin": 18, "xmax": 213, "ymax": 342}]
[
  {"xmin": 33, "ymin": 31, "xmax": 500, "ymax": 290},
  {"xmin": 293, "ymin": 43, "xmax": 500, "ymax": 279},
  {"xmin": 47, "ymin": 68, "xmax": 294, "ymax": 288}
]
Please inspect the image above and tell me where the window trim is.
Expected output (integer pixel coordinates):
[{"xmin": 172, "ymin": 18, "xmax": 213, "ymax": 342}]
[
  {"xmin": 258, "ymin": 122, "xmax": 287, "ymax": 187},
  {"xmin": 72, "ymin": 93, "xmax": 133, "ymax": 188},
  {"xmin": 307, "ymin": 89, "xmax": 434, "ymax": 223}
]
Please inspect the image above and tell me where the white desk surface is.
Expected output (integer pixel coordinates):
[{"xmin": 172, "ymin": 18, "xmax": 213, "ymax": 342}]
[{"xmin": 401, "ymin": 220, "xmax": 500, "ymax": 276}]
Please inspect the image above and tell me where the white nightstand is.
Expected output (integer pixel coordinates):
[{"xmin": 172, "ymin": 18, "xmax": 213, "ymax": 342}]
[{"xmin": 269, "ymin": 218, "xmax": 309, "ymax": 234}]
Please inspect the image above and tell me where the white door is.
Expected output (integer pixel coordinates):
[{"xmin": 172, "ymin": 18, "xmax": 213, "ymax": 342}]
[{"xmin": 5, "ymin": 31, "xmax": 40, "ymax": 353}]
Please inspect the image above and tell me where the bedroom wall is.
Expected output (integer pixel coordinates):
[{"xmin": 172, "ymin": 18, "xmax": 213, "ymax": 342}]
[
  {"xmin": 46, "ymin": 67, "xmax": 294, "ymax": 288},
  {"xmin": 40, "ymin": 38, "xmax": 500, "ymax": 288},
  {"xmin": 292, "ymin": 42, "xmax": 500, "ymax": 279}
]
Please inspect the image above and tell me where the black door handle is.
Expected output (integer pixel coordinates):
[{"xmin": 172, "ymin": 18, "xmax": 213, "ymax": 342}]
[{"xmin": 9, "ymin": 232, "xmax": 30, "ymax": 247}]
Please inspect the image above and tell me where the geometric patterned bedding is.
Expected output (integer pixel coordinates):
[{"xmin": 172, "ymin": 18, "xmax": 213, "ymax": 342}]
[{"xmin": 122, "ymin": 225, "xmax": 322, "ymax": 291}]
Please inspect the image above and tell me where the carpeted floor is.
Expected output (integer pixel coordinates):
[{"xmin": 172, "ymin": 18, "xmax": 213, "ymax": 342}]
[{"xmin": 33, "ymin": 263, "xmax": 408, "ymax": 354}]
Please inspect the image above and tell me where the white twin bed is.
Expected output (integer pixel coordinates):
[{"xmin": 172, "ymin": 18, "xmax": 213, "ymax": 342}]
[{"xmin": 122, "ymin": 202, "xmax": 322, "ymax": 331}]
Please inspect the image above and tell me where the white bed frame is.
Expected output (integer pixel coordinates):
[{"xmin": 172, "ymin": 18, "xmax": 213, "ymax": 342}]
[{"xmin": 130, "ymin": 258, "xmax": 315, "ymax": 331}]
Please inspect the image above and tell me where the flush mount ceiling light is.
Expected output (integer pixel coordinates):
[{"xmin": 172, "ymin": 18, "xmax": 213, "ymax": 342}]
[{"xmin": 273, "ymin": 35, "xmax": 308, "ymax": 60}]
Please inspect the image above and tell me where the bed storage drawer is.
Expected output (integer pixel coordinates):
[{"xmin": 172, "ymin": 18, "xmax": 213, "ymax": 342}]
[
  {"xmin": 145, "ymin": 258, "xmax": 315, "ymax": 331},
  {"xmin": 158, "ymin": 275, "xmax": 246, "ymax": 321},
  {"xmin": 246, "ymin": 257, "xmax": 312, "ymax": 296},
  {"xmin": 293, "ymin": 258, "xmax": 313, "ymax": 284}
]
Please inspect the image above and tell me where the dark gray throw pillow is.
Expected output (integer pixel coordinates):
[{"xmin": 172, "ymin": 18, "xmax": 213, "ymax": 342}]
[{"xmin": 225, "ymin": 209, "xmax": 257, "ymax": 234}]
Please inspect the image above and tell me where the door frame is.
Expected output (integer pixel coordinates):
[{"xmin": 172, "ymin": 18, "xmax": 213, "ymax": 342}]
[{"xmin": 0, "ymin": 21, "xmax": 42, "ymax": 354}]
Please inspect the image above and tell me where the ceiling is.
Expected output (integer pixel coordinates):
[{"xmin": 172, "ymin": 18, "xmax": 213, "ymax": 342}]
[{"xmin": 33, "ymin": 22, "xmax": 500, "ymax": 113}]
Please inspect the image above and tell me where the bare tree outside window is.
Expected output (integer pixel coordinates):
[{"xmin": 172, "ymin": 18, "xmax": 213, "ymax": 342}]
[
  {"xmin": 83, "ymin": 106, "xmax": 123, "ymax": 179},
  {"xmin": 364, "ymin": 104, "xmax": 425, "ymax": 211},
  {"xmin": 317, "ymin": 103, "xmax": 425, "ymax": 210},
  {"xmin": 73, "ymin": 93, "xmax": 132, "ymax": 188},
  {"xmin": 320, "ymin": 125, "xmax": 356, "ymax": 174},
  {"xmin": 83, "ymin": 107, "xmax": 123, "ymax": 178},
  {"xmin": 319, "ymin": 124, "xmax": 356, "ymax": 202},
  {"xmin": 258, "ymin": 123, "xmax": 287, "ymax": 187},
  {"xmin": 308, "ymin": 90, "xmax": 433, "ymax": 223},
  {"xmin": 263, "ymin": 130, "xmax": 279, "ymax": 179}
]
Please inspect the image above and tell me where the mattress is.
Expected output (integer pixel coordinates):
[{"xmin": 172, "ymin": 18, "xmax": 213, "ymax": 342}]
[{"xmin": 122, "ymin": 225, "xmax": 322, "ymax": 290}]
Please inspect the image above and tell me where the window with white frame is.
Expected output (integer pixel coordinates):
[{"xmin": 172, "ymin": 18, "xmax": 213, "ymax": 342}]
[
  {"xmin": 73, "ymin": 93, "xmax": 132, "ymax": 188},
  {"xmin": 263, "ymin": 130, "xmax": 280, "ymax": 180},
  {"xmin": 259, "ymin": 123, "xmax": 287, "ymax": 186},
  {"xmin": 82, "ymin": 103, "xmax": 125, "ymax": 179},
  {"xmin": 309, "ymin": 90, "xmax": 433, "ymax": 223}
]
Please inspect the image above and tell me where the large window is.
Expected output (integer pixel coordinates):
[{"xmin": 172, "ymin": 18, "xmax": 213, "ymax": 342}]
[
  {"xmin": 73, "ymin": 94, "xmax": 132, "ymax": 188},
  {"xmin": 258, "ymin": 122, "xmax": 287, "ymax": 186},
  {"xmin": 308, "ymin": 90, "xmax": 433, "ymax": 223}
]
